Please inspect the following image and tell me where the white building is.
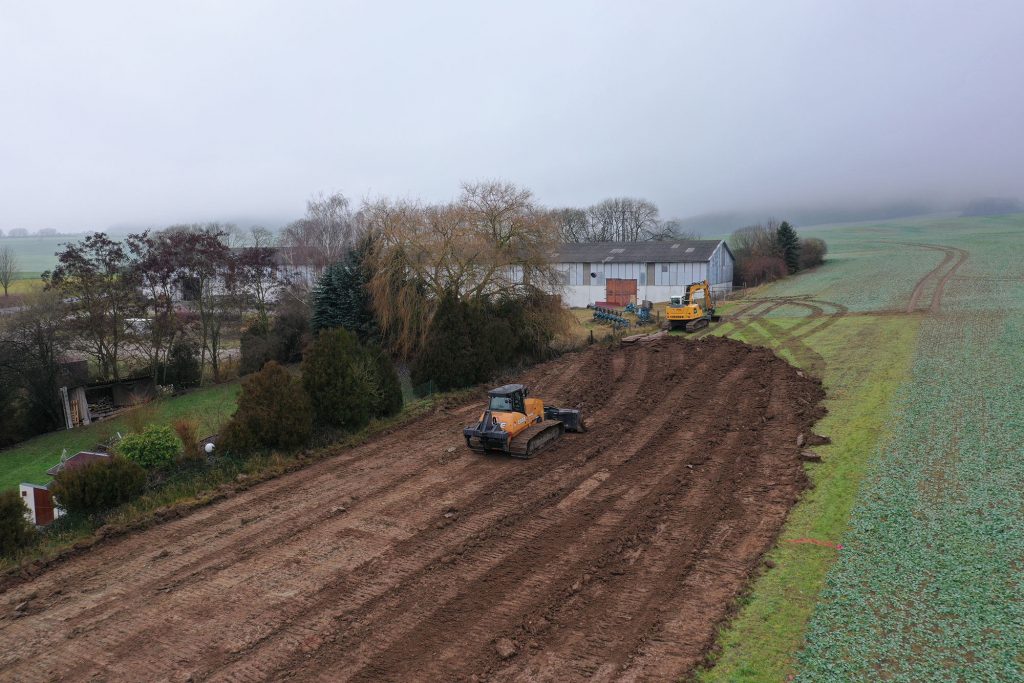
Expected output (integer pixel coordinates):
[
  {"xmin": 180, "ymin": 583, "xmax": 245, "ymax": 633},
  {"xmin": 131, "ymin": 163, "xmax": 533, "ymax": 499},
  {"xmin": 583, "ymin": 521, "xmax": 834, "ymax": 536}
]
[{"xmin": 551, "ymin": 240, "xmax": 735, "ymax": 308}]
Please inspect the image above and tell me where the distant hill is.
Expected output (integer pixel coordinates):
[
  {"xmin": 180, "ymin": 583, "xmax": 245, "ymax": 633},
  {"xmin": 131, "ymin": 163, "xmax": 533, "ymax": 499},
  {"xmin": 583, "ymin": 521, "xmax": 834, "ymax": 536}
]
[
  {"xmin": 960, "ymin": 197, "xmax": 1023, "ymax": 217},
  {"xmin": 677, "ymin": 200, "xmax": 941, "ymax": 235}
]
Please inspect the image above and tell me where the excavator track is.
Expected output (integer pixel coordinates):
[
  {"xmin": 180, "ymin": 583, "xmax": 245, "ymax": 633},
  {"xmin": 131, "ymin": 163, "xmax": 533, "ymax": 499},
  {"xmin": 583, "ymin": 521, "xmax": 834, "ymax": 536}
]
[{"xmin": 508, "ymin": 420, "xmax": 565, "ymax": 459}]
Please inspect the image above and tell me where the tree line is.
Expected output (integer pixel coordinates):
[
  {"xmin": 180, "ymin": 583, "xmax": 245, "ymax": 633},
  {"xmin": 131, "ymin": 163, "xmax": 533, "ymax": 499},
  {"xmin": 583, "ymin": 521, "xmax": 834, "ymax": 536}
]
[
  {"xmin": 0, "ymin": 226, "xmax": 284, "ymax": 447},
  {"xmin": 551, "ymin": 197, "xmax": 698, "ymax": 243},
  {"xmin": 729, "ymin": 219, "xmax": 827, "ymax": 286},
  {"xmin": 0, "ymin": 228, "xmax": 69, "ymax": 238},
  {"xmin": 1, "ymin": 180, "xmax": 831, "ymax": 451}
]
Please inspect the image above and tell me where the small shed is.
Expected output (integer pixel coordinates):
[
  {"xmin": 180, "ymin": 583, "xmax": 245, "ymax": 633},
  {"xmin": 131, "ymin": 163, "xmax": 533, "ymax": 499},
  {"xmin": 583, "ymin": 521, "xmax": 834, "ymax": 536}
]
[
  {"xmin": 59, "ymin": 374, "xmax": 156, "ymax": 428},
  {"xmin": 19, "ymin": 484, "xmax": 61, "ymax": 526}
]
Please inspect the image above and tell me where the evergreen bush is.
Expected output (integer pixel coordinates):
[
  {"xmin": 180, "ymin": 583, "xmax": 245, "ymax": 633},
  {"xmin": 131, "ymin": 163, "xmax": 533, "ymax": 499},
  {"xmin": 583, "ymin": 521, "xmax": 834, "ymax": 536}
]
[
  {"xmin": 357, "ymin": 347, "xmax": 403, "ymax": 418},
  {"xmin": 0, "ymin": 489, "xmax": 35, "ymax": 556},
  {"xmin": 50, "ymin": 457, "xmax": 147, "ymax": 515},
  {"xmin": 776, "ymin": 221, "xmax": 802, "ymax": 274},
  {"xmin": 158, "ymin": 342, "xmax": 201, "ymax": 389},
  {"xmin": 220, "ymin": 361, "xmax": 313, "ymax": 452},
  {"xmin": 311, "ymin": 235, "xmax": 378, "ymax": 342},
  {"xmin": 301, "ymin": 328, "xmax": 374, "ymax": 430}
]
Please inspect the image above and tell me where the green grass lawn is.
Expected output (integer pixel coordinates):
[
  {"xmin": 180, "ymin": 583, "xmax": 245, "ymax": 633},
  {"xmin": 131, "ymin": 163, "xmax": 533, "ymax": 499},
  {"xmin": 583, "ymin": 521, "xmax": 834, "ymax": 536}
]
[{"xmin": 0, "ymin": 381, "xmax": 241, "ymax": 490}]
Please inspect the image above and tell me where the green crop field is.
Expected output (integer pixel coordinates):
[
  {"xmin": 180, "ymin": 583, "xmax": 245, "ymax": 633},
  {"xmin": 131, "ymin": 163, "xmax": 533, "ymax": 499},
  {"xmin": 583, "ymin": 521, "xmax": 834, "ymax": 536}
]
[
  {"xmin": 0, "ymin": 234, "xmax": 82, "ymax": 278},
  {"xmin": 0, "ymin": 381, "xmax": 240, "ymax": 491},
  {"xmin": 698, "ymin": 213, "xmax": 1024, "ymax": 681}
]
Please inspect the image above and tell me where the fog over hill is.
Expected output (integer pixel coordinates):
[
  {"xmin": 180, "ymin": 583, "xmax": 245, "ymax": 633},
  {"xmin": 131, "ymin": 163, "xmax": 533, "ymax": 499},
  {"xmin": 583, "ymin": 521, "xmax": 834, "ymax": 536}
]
[{"xmin": 2, "ymin": 2, "xmax": 1023, "ymax": 232}]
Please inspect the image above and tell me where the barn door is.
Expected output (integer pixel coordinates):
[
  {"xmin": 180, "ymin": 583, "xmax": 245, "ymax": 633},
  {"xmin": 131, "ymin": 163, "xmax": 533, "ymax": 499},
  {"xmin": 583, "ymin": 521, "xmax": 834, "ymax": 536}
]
[
  {"xmin": 33, "ymin": 488, "xmax": 54, "ymax": 525},
  {"xmin": 605, "ymin": 279, "xmax": 637, "ymax": 307}
]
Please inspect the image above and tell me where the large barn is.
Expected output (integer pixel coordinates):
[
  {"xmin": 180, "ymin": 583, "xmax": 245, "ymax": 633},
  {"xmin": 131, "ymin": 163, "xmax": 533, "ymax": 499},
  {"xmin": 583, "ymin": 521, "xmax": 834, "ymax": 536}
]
[{"xmin": 551, "ymin": 240, "xmax": 734, "ymax": 308}]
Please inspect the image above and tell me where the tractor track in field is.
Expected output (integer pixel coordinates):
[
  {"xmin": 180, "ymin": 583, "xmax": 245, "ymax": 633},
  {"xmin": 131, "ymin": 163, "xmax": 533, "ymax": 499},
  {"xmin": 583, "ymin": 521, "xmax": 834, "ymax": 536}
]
[
  {"xmin": 894, "ymin": 242, "xmax": 969, "ymax": 313},
  {"xmin": 0, "ymin": 337, "xmax": 824, "ymax": 683},
  {"xmin": 697, "ymin": 296, "xmax": 849, "ymax": 377}
]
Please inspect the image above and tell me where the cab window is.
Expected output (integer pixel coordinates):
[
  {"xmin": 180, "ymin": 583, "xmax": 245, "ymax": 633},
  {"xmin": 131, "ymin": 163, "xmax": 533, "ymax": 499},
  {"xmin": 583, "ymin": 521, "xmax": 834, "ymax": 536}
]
[
  {"xmin": 670, "ymin": 296, "xmax": 682, "ymax": 306},
  {"xmin": 489, "ymin": 395, "xmax": 513, "ymax": 411}
]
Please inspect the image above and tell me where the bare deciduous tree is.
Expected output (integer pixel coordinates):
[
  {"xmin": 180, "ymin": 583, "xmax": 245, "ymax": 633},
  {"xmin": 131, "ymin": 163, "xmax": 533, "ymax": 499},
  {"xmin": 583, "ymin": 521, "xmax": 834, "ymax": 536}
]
[
  {"xmin": 552, "ymin": 198, "xmax": 691, "ymax": 243},
  {"xmin": 364, "ymin": 181, "xmax": 561, "ymax": 358},
  {"xmin": 0, "ymin": 245, "xmax": 18, "ymax": 297},
  {"xmin": 280, "ymin": 192, "xmax": 357, "ymax": 287},
  {"xmin": 648, "ymin": 218, "xmax": 700, "ymax": 241}
]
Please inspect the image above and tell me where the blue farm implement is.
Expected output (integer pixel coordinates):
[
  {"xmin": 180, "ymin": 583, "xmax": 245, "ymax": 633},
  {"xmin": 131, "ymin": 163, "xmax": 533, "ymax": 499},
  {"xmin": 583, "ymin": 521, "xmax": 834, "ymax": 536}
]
[{"xmin": 591, "ymin": 306, "xmax": 631, "ymax": 329}]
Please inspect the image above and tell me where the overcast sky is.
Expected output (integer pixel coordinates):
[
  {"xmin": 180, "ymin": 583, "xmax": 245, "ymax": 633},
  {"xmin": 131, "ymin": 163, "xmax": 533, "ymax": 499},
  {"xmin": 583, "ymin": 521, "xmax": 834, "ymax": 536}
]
[{"xmin": 2, "ymin": 1, "xmax": 1023, "ymax": 231}]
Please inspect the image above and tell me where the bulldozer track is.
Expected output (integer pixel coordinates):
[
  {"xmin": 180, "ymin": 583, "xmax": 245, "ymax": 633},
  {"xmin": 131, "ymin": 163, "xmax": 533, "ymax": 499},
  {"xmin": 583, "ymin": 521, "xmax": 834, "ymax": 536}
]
[{"xmin": 0, "ymin": 337, "xmax": 824, "ymax": 683}]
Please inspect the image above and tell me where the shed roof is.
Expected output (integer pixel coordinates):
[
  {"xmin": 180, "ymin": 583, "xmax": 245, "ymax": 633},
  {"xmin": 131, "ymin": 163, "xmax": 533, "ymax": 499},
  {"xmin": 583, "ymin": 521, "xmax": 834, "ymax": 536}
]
[
  {"xmin": 46, "ymin": 451, "xmax": 110, "ymax": 477},
  {"xmin": 550, "ymin": 240, "xmax": 727, "ymax": 264}
]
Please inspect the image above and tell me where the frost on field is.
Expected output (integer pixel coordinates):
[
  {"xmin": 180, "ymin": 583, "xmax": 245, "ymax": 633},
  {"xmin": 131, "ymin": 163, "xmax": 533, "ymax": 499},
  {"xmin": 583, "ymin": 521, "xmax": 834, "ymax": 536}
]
[{"xmin": 796, "ymin": 220, "xmax": 1024, "ymax": 682}]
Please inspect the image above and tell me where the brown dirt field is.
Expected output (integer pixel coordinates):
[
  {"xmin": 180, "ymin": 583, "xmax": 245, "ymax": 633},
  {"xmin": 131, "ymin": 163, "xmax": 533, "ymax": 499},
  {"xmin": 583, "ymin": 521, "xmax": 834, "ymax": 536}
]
[{"xmin": 0, "ymin": 336, "xmax": 825, "ymax": 682}]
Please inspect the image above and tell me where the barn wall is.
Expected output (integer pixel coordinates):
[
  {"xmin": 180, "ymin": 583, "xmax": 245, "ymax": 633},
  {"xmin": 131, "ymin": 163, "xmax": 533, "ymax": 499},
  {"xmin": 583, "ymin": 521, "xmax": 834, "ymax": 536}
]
[{"xmin": 707, "ymin": 243, "xmax": 735, "ymax": 289}]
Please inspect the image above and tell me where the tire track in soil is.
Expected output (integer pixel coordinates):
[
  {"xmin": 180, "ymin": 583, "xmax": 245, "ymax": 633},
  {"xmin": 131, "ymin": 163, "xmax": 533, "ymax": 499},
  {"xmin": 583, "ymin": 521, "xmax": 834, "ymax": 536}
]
[
  {"xmin": 25, "ymin": 351, "xmax": 658, "ymax": 682},
  {"xmin": 0, "ymin": 337, "xmax": 825, "ymax": 683},
  {"xmin": 326, "ymin": 348, "xmax": 753, "ymax": 682}
]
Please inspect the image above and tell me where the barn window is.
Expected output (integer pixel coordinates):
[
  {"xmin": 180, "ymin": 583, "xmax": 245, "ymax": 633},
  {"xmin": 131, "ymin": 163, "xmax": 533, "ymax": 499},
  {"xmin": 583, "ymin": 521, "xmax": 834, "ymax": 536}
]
[{"xmin": 661, "ymin": 264, "xmax": 668, "ymax": 272}]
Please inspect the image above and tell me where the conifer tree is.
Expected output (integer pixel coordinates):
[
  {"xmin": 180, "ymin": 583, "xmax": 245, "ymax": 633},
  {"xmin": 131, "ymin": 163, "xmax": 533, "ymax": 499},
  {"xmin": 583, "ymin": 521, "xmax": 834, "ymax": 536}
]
[
  {"xmin": 776, "ymin": 221, "xmax": 801, "ymax": 274},
  {"xmin": 311, "ymin": 236, "xmax": 378, "ymax": 342}
]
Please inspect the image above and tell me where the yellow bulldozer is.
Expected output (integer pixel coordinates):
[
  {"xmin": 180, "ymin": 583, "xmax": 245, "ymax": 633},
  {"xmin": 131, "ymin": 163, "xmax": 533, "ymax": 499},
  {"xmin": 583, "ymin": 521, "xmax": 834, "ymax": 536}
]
[
  {"xmin": 463, "ymin": 384, "xmax": 585, "ymax": 458},
  {"xmin": 665, "ymin": 279, "xmax": 721, "ymax": 332}
]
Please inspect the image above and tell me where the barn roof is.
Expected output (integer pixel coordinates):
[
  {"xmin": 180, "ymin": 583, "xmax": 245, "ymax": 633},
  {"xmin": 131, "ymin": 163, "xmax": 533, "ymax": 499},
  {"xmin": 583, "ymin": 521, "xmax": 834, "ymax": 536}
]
[{"xmin": 550, "ymin": 240, "xmax": 729, "ymax": 264}]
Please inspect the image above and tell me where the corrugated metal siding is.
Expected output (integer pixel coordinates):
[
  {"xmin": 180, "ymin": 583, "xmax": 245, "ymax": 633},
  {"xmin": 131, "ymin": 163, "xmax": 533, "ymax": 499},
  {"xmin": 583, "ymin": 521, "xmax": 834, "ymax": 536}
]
[
  {"xmin": 654, "ymin": 262, "xmax": 708, "ymax": 286},
  {"xmin": 706, "ymin": 243, "xmax": 735, "ymax": 287},
  {"xmin": 557, "ymin": 263, "xmax": 586, "ymax": 285}
]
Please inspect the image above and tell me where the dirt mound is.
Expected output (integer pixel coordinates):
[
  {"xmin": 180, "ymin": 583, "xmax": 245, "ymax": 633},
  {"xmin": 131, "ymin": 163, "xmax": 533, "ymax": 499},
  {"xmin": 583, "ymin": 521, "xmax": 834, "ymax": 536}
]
[{"xmin": 0, "ymin": 336, "xmax": 825, "ymax": 682}]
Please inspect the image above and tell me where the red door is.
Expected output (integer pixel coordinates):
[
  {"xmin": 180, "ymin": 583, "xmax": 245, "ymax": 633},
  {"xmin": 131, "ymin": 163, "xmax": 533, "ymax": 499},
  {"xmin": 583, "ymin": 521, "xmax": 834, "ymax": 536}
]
[
  {"xmin": 605, "ymin": 279, "xmax": 638, "ymax": 307},
  {"xmin": 33, "ymin": 488, "xmax": 54, "ymax": 525}
]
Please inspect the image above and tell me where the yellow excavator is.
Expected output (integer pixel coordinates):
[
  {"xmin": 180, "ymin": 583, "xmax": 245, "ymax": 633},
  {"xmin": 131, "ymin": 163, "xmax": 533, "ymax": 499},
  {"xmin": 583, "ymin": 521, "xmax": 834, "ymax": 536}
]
[
  {"xmin": 665, "ymin": 279, "xmax": 720, "ymax": 332},
  {"xmin": 463, "ymin": 384, "xmax": 585, "ymax": 458}
]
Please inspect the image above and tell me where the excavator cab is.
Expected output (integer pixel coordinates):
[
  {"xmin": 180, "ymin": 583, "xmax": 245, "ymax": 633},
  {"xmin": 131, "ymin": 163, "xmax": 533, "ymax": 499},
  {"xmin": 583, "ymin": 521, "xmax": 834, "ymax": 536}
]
[{"xmin": 666, "ymin": 280, "xmax": 720, "ymax": 332}]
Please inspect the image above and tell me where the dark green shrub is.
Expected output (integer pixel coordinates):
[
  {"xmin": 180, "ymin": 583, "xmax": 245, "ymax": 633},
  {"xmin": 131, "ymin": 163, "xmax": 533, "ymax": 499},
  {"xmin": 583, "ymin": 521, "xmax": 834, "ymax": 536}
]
[
  {"xmin": 50, "ymin": 458, "xmax": 147, "ymax": 515},
  {"xmin": 220, "ymin": 361, "xmax": 313, "ymax": 452},
  {"xmin": 158, "ymin": 342, "xmax": 201, "ymax": 389},
  {"xmin": 302, "ymin": 328, "xmax": 374, "ymax": 430},
  {"xmin": 117, "ymin": 425, "xmax": 181, "ymax": 468},
  {"xmin": 411, "ymin": 295, "xmax": 514, "ymax": 394},
  {"xmin": 411, "ymin": 294, "xmax": 477, "ymax": 393},
  {"xmin": 273, "ymin": 292, "xmax": 311, "ymax": 364},
  {"xmin": 369, "ymin": 347, "xmax": 403, "ymax": 417},
  {"xmin": 0, "ymin": 489, "xmax": 35, "ymax": 556},
  {"xmin": 240, "ymin": 319, "xmax": 276, "ymax": 375}
]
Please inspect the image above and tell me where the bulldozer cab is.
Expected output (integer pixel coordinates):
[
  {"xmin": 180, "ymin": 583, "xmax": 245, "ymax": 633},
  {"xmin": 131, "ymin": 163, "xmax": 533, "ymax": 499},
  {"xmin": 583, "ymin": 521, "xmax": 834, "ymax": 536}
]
[{"xmin": 488, "ymin": 385, "xmax": 527, "ymax": 414}]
